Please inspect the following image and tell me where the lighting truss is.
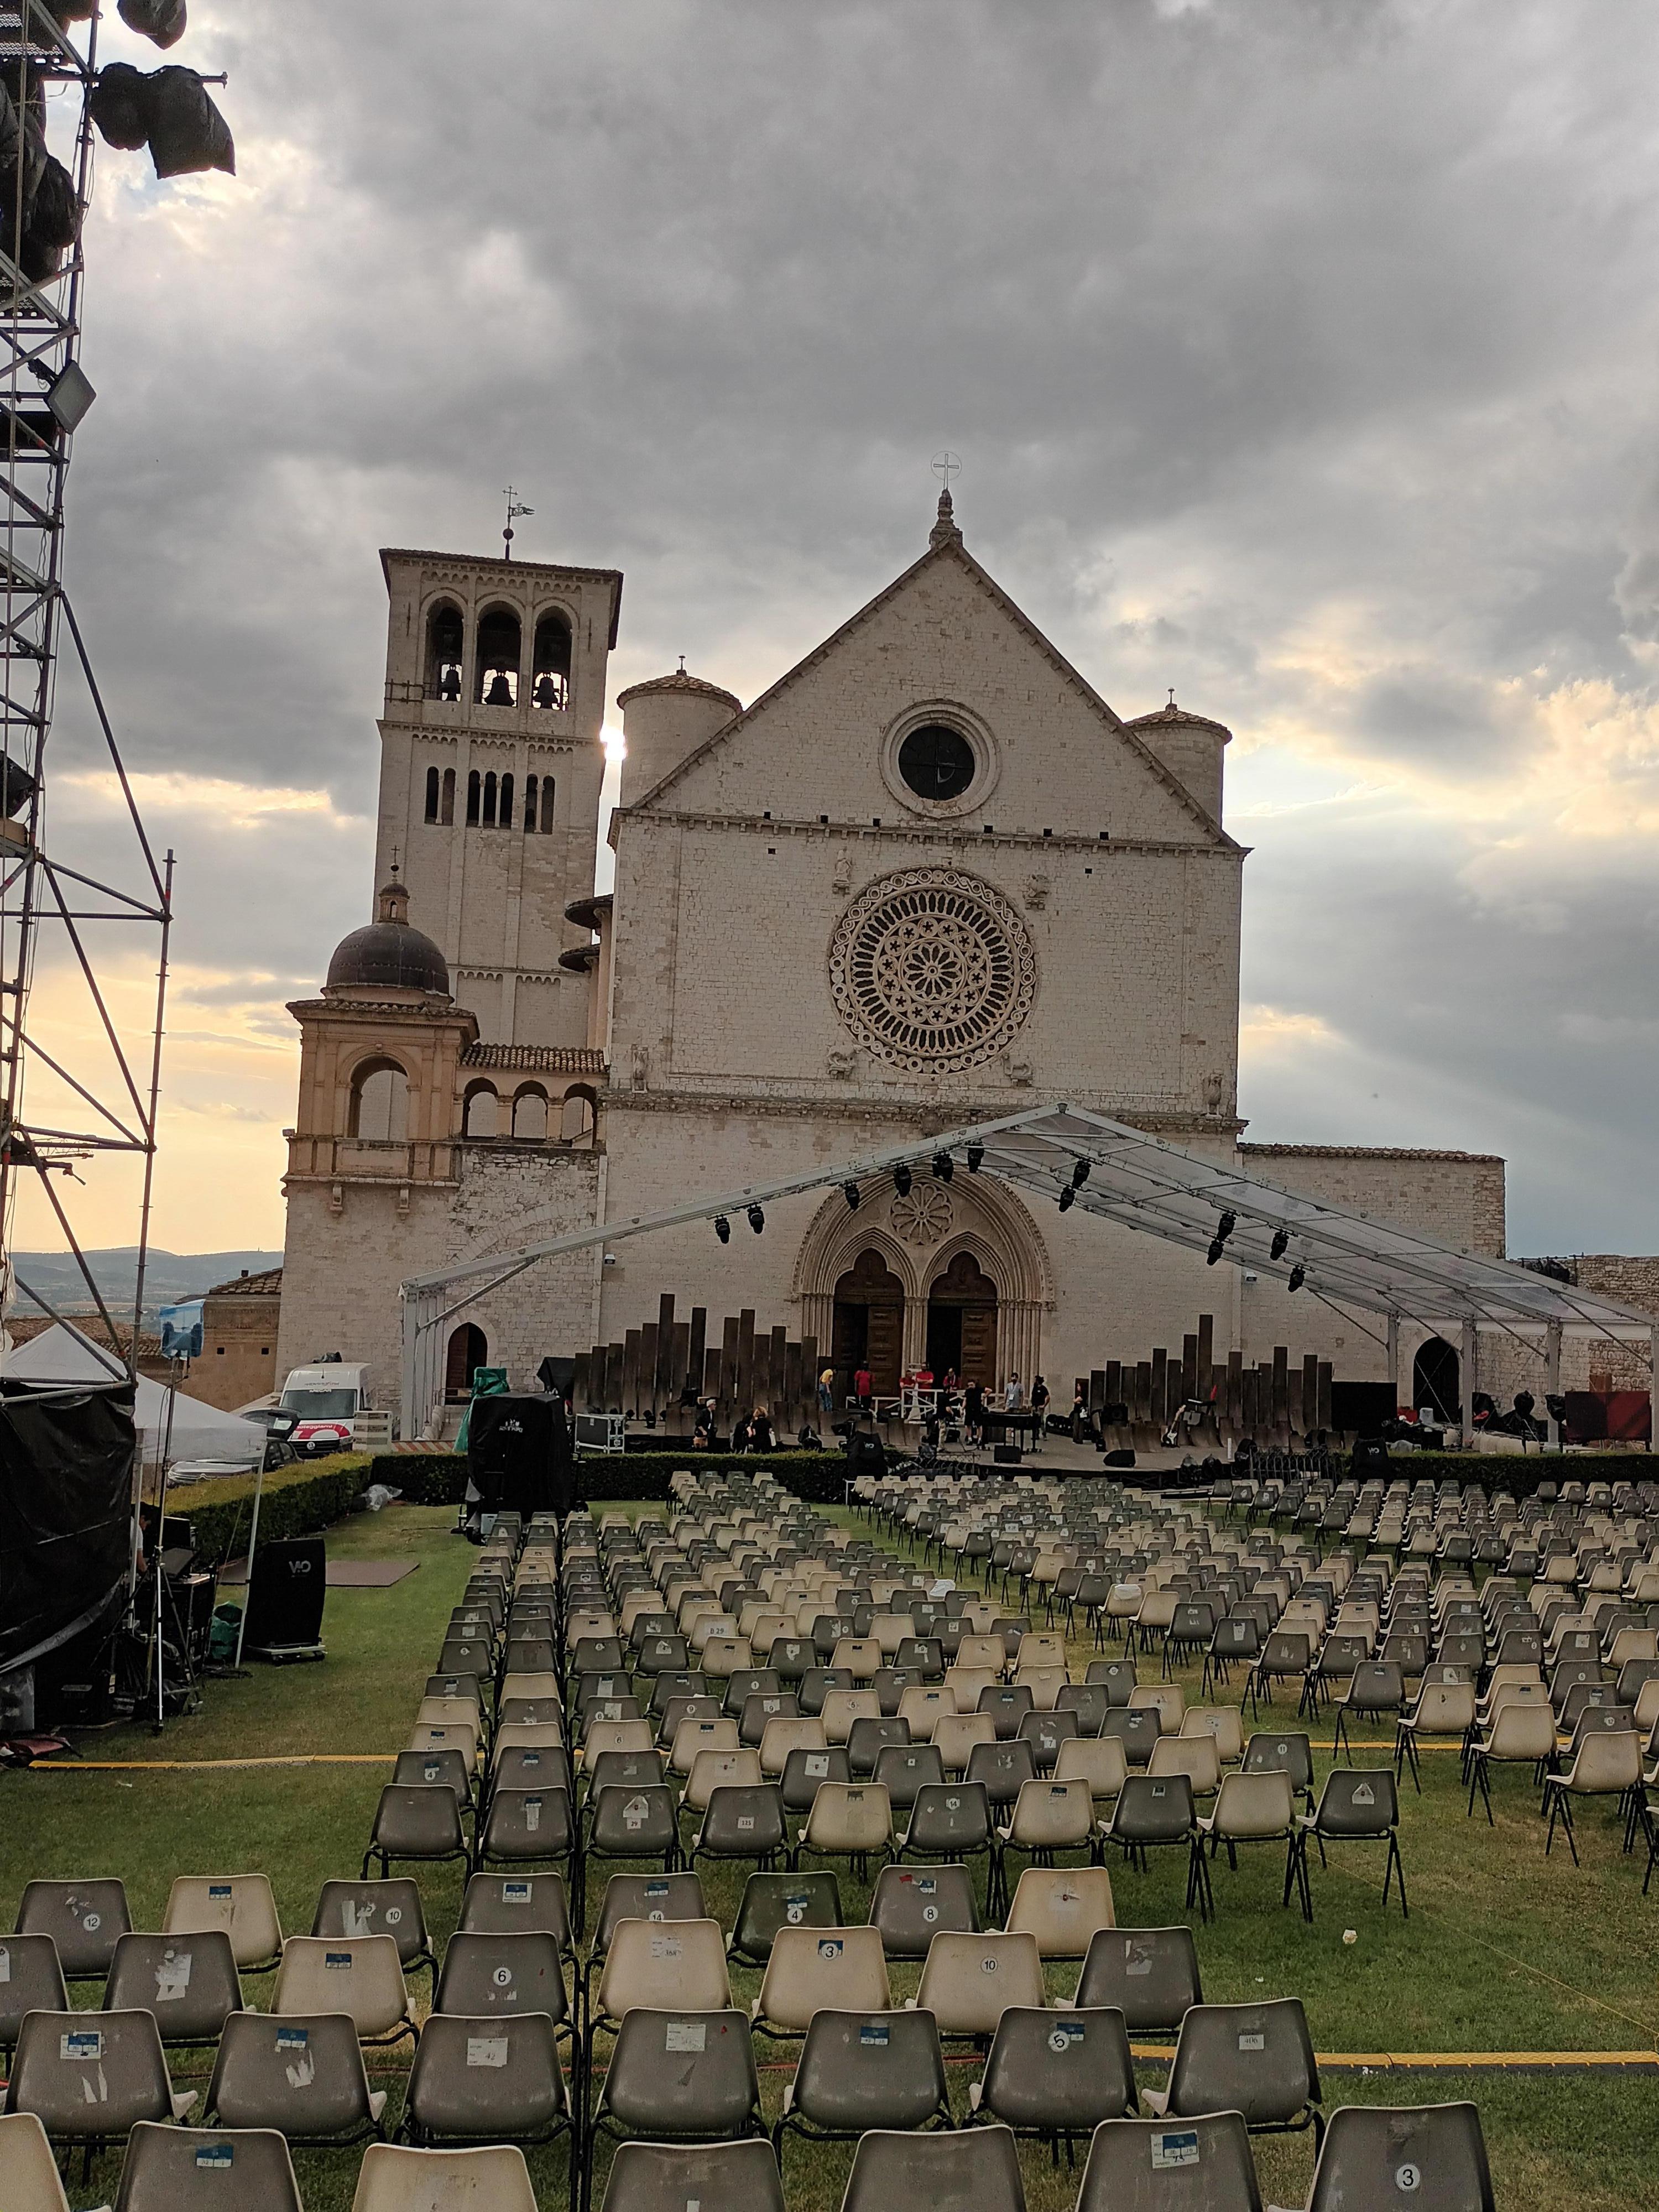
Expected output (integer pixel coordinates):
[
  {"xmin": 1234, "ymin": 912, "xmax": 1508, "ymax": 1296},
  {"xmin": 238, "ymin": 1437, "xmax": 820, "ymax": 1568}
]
[
  {"xmin": 0, "ymin": 2, "xmax": 173, "ymax": 1369},
  {"xmin": 399, "ymin": 1102, "xmax": 1656, "ymax": 1436}
]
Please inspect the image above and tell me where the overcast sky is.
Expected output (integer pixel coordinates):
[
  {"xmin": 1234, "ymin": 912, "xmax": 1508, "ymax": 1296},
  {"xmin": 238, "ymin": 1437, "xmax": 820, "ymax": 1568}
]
[{"xmin": 19, "ymin": 0, "xmax": 1659, "ymax": 1260}]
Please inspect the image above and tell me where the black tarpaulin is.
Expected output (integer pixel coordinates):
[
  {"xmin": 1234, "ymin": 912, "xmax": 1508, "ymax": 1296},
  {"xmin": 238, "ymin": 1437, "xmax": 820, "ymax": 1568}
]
[{"xmin": 0, "ymin": 1377, "xmax": 136, "ymax": 1673}]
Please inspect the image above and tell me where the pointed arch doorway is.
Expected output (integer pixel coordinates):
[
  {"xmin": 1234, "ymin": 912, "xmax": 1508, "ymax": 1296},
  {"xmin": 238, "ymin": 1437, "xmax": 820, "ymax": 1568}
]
[
  {"xmin": 832, "ymin": 1248, "xmax": 905, "ymax": 1397},
  {"xmin": 926, "ymin": 1250, "xmax": 998, "ymax": 1385}
]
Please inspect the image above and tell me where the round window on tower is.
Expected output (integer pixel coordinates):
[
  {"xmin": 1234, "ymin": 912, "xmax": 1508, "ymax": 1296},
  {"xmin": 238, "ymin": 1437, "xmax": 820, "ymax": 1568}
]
[{"xmin": 898, "ymin": 722, "xmax": 976, "ymax": 802}]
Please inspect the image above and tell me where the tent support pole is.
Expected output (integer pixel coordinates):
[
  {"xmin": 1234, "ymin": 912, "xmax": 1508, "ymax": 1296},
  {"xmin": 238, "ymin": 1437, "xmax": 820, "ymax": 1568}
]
[
  {"xmin": 1460, "ymin": 1319, "xmax": 1477, "ymax": 1448},
  {"xmin": 1386, "ymin": 1313, "xmax": 1399, "ymax": 1401},
  {"xmin": 1545, "ymin": 1322, "xmax": 1562, "ymax": 1452},
  {"xmin": 233, "ymin": 1455, "xmax": 267, "ymax": 1671}
]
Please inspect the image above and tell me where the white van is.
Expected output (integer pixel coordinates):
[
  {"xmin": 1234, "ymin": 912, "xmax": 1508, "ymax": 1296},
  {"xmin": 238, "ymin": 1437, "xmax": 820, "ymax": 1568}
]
[{"xmin": 279, "ymin": 1361, "xmax": 372, "ymax": 1457}]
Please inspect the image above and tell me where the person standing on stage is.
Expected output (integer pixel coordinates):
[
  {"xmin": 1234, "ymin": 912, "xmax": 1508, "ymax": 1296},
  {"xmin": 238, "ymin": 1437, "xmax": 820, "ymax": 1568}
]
[
  {"xmin": 1004, "ymin": 1372, "xmax": 1024, "ymax": 1412},
  {"xmin": 964, "ymin": 1379, "xmax": 984, "ymax": 1448}
]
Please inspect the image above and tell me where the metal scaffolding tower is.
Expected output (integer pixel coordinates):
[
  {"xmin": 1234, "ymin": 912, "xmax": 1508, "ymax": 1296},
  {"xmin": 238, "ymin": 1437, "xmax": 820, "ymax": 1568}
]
[{"xmin": 0, "ymin": 2, "xmax": 172, "ymax": 1373}]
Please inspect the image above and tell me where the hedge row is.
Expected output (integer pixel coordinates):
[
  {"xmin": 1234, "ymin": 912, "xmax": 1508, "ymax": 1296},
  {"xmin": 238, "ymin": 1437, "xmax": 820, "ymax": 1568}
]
[{"xmin": 174, "ymin": 1454, "xmax": 376, "ymax": 1566}]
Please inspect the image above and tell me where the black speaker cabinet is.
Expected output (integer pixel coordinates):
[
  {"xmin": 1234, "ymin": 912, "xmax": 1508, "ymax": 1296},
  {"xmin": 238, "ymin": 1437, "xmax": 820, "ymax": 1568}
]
[
  {"xmin": 844, "ymin": 1431, "xmax": 887, "ymax": 1481},
  {"xmin": 243, "ymin": 1537, "xmax": 326, "ymax": 1656},
  {"xmin": 468, "ymin": 1393, "xmax": 574, "ymax": 1520},
  {"xmin": 993, "ymin": 1443, "xmax": 1024, "ymax": 1464}
]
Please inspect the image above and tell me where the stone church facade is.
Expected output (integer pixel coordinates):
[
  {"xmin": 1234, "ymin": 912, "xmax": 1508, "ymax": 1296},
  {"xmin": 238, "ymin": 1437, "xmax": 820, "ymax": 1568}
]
[{"xmin": 276, "ymin": 494, "xmax": 1521, "ymax": 1431}]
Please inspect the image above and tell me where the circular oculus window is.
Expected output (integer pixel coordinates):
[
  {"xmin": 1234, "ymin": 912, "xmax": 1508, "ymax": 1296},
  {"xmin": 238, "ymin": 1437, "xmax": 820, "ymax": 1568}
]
[
  {"xmin": 897, "ymin": 722, "xmax": 977, "ymax": 802},
  {"xmin": 828, "ymin": 867, "xmax": 1036, "ymax": 1074}
]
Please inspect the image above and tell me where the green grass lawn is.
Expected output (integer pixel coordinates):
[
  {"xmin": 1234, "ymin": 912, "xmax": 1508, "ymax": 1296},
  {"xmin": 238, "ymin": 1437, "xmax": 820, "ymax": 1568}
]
[{"xmin": 3, "ymin": 1498, "xmax": 1658, "ymax": 2211}]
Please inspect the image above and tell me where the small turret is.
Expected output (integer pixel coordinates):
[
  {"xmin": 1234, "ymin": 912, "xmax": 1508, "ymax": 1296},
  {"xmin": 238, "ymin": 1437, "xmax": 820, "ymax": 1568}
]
[
  {"xmin": 1124, "ymin": 693, "xmax": 1233, "ymax": 824},
  {"xmin": 615, "ymin": 665, "xmax": 742, "ymax": 806}
]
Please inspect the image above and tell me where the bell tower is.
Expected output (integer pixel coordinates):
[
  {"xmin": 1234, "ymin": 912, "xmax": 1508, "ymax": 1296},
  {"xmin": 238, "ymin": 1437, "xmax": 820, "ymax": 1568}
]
[{"xmin": 375, "ymin": 545, "xmax": 624, "ymax": 1048}]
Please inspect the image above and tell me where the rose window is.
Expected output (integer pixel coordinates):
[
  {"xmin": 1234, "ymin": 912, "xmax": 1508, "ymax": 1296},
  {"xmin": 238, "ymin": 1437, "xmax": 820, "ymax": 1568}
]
[{"xmin": 828, "ymin": 868, "xmax": 1035, "ymax": 1073}]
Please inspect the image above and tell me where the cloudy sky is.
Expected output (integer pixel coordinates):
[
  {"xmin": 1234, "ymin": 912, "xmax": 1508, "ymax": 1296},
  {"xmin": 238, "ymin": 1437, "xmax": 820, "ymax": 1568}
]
[{"xmin": 18, "ymin": 0, "xmax": 1659, "ymax": 1262}]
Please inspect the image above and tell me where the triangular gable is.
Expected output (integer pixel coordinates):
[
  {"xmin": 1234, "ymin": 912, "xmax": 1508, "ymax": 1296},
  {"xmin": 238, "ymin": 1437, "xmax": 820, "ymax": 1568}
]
[{"xmin": 625, "ymin": 532, "xmax": 1238, "ymax": 848}]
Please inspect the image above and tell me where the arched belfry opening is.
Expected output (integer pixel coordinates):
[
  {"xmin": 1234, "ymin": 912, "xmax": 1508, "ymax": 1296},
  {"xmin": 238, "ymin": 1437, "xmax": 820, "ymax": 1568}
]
[
  {"xmin": 925, "ymin": 1248, "xmax": 998, "ymax": 1384},
  {"xmin": 1413, "ymin": 1335, "xmax": 1460, "ymax": 1422},
  {"xmin": 531, "ymin": 610, "xmax": 571, "ymax": 711},
  {"xmin": 475, "ymin": 607, "xmax": 521, "ymax": 706},
  {"xmin": 426, "ymin": 602, "xmax": 463, "ymax": 701},
  {"xmin": 832, "ymin": 1247, "xmax": 905, "ymax": 1398}
]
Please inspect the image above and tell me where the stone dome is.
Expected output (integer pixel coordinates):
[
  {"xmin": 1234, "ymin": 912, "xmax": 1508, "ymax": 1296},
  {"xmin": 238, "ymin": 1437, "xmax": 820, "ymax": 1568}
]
[
  {"xmin": 325, "ymin": 879, "xmax": 450, "ymax": 996},
  {"xmin": 1123, "ymin": 696, "xmax": 1233, "ymax": 740},
  {"xmin": 615, "ymin": 669, "xmax": 741, "ymax": 717}
]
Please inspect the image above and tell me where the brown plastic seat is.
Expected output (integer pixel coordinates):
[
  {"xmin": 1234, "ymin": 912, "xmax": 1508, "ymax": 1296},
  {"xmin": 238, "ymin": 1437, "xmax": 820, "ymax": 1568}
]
[
  {"xmin": 585, "ymin": 2008, "xmax": 762, "ymax": 2207},
  {"xmin": 362, "ymin": 1786, "xmax": 469, "ymax": 1880},
  {"xmin": 776, "ymin": 2007, "xmax": 950, "ymax": 2153},
  {"xmin": 16, "ymin": 1878, "xmax": 131, "ymax": 1981},
  {"xmin": 104, "ymin": 1931, "xmax": 243, "ymax": 2046},
  {"xmin": 1076, "ymin": 2110, "xmax": 1262, "ymax": 2210},
  {"xmin": 598, "ymin": 2137, "xmax": 784, "ymax": 2212},
  {"xmin": 968, "ymin": 2006, "xmax": 1137, "ymax": 2138},
  {"xmin": 206, "ymin": 2010, "xmax": 387, "ymax": 2143},
  {"xmin": 113, "ymin": 2122, "xmax": 303, "ymax": 2212},
  {"xmin": 839, "ymin": 2122, "xmax": 1028, "ymax": 2212},
  {"xmin": 434, "ymin": 1931, "xmax": 568, "ymax": 2029},
  {"xmin": 400, "ymin": 2010, "xmax": 571, "ymax": 2162},
  {"xmin": 1074, "ymin": 1926, "xmax": 1202, "ymax": 2039},
  {"xmin": 4, "ymin": 2008, "xmax": 197, "ymax": 2159},
  {"xmin": 1144, "ymin": 1997, "xmax": 1321, "ymax": 2137},
  {"xmin": 0, "ymin": 1934, "xmax": 69, "ymax": 2047},
  {"xmin": 1305, "ymin": 2101, "xmax": 1493, "ymax": 2210},
  {"xmin": 728, "ymin": 1870, "xmax": 843, "ymax": 1966},
  {"xmin": 868, "ymin": 1861, "xmax": 979, "ymax": 1957},
  {"xmin": 456, "ymin": 1871, "xmax": 570, "ymax": 1950}
]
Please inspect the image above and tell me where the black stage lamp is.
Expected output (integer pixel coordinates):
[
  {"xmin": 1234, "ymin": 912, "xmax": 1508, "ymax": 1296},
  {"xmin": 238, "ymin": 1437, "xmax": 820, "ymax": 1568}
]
[
  {"xmin": 1058, "ymin": 1186, "xmax": 1075, "ymax": 1213},
  {"xmin": 966, "ymin": 1145, "xmax": 984, "ymax": 1173},
  {"xmin": 933, "ymin": 1151, "xmax": 954, "ymax": 1181},
  {"xmin": 1287, "ymin": 1264, "xmax": 1306, "ymax": 1292},
  {"xmin": 1071, "ymin": 1157, "xmax": 1091, "ymax": 1188},
  {"xmin": 893, "ymin": 1164, "xmax": 912, "ymax": 1197},
  {"xmin": 713, "ymin": 1214, "xmax": 730, "ymax": 1244},
  {"xmin": 1216, "ymin": 1210, "xmax": 1237, "ymax": 1241},
  {"xmin": 1206, "ymin": 1236, "xmax": 1225, "ymax": 1266},
  {"xmin": 747, "ymin": 1203, "xmax": 765, "ymax": 1234},
  {"xmin": 1270, "ymin": 1228, "xmax": 1290, "ymax": 1260},
  {"xmin": 1544, "ymin": 1392, "xmax": 1567, "ymax": 1423},
  {"xmin": 842, "ymin": 1181, "xmax": 861, "ymax": 1211}
]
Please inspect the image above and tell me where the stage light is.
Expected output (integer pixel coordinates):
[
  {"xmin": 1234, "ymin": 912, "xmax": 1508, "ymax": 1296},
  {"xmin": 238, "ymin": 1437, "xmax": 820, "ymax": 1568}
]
[
  {"xmin": 893, "ymin": 1164, "xmax": 912, "ymax": 1197},
  {"xmin": 747, "ymin": 1203, "xmax": 765, "ymax": 1234},
  {"xmin": 1287, "ymin": 1264, "xmax": 1306, "ymax": 1292},
  {"xmin": 966, "ymin": 1145, "xmax": 984, "ymax": 1173},
  {"xmin": 1058, "ymin": 1186, "xmax": 1075, "ymax": 1213},
  {"xmin": 1206, "ymin": 1236, "xmax": 1225, "ymax": 1265},
  {"xmin": 842, "ymin": 1181, "xmax": 861, "ymax": 1210},
  {"xmin": 713, "ymin": 1214, "xmax": 730, "ymax": 1244},
  {"xmin": 1216, "ymin": 1210, "xmax": 1237, "ymax": 1241},
  {"xmin": 1270, "ymin": 1228, "xmax": 1290, "ymax": 1261},
  {"xmin": 45, "ymin": 361, "xmax": 96, "ymax": 433},
  {"xmin": 1071, "ymin": 1157, "xmax": 1090, "ymax": 1188},
  {"xmin": 933, "ymin": 1152, "xmax": 954, "ymax": 1181}
]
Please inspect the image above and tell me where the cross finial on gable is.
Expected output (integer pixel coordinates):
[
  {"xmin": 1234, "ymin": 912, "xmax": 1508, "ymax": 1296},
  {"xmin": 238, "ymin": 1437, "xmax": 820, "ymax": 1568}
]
[{"xmin": 930, "ymin": 452, "xmax": 963, "ymax": 548}]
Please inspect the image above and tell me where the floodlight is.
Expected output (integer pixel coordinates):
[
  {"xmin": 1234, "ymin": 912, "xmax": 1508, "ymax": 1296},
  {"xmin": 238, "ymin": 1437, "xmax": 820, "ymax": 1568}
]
[
  {"xmin": 842, "ymin": 1181, "xmax": 861, "ymax": 1211},
  {"xmin": 893, "ymin": 1164, "xmax": 912, "ymax": 1197},
  {"xmin": 1216, "ymin": 1210, "xmax": 1237, "ymax": 1241},
  {"xmin": 747, "ymin": 1203, "xmax": 765, "ymax": 1234},
  {"xmin": 1058, "ymin": 1186, "xmax": 1075, "ymax": 1213},
  {"xmin": 1270, "ymin": 1228, "xmax": 1290, "ymax": 1261},
  {"xmin": 713, "ymin": 1214, "xmax": 730, "ymax": 1244},
  {"xmin": 1206, "ymin": 1236, "xmax": 1225, "ymax": 1265},
  {"xmin": 46, "ymin": 361, "xmax": 95, "ymax": 432},
  {"xmin": 932, "ymin": 1152, "xmax": 954, "ymax": 1182},
  {"xmin": 1070, "ymin": 1157, "xmax": 1090, "ymax": 1188},
  {"xmin": 1287, "ymin": 1265, "xmax": 1306, "ymax": 1292},
  {"xmin": 966, "ymin": 1145, "xmax": 984, "ymax": 1173}
]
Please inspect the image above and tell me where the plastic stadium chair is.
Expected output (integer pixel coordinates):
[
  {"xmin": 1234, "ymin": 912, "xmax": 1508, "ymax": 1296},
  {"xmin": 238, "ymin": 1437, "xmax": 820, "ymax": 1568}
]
[
  {"xmin": 727, "ymin": 1870, "xmax": 842, "ymax": 1966},
  {"xmin": 867, "ymin": 1862, "xmax": 978, "ymax": 1958},
  {"xmin": 0, "ymin": 1934, "xmax": 69, "ymax": 2047},
  {"xmin": 163, "ymin": 1876, "xmax": 283, "ymax": 1974},
  {"xmin": 1003, "ymin": 1865, "xmax": 1115, "ymax": 1957},
  {"xmin": 968, "ymin": 2005, "xmax": 1138, "ymax": 2141},
  {"xmin": 839, "ymin": 2122, "xmax": 1028, "ymax": 2212},
  {"xmin": 1074, "ymin": 1926, "xmax": 1202, "ymax": 2039},
  {"xmin": 361, "ymin": 1786, "xmax": 471, "ymax": 1880},
  {"xmin": 909, "ymin": 1930, "xmax": 1044, "ymax": 2041},
  {"xmin": 585, "ymin": 2008, "xmax": 763, "ymax": 2208},
  {"xmin": 400, "ymin": 2011, "xmax": 572, "ymax": 2159},
  {"xmin": 598, "ymin": 2137, "xmax": 785, "ymax": 2212},
  {"xmin": 314, "ymin": 1879, "xmax": 436, "ymax": 1992},
  {"xmin": 0, "ymin": 2111, "xmax": 70, "ymax": 2212},
  {"xmin": 113, "ymin": 2122, "xmax": 302, "ymax": 2212},
  {"xmin": 104, "ymin": 1931, "xmax": 243, "ymax": 2046},
  {"xmin": 207, "ymin": 2011, "xmax": 387, "ymax": 2143},
  {"xmin": 1076, "ymin": 2110, "xmax": 1262, "ymax": 2211},
  {"xmin": 753, "ymin": 1924, "xmax": 890, "ymax": 2035},
  {"xmin": 434, "ymin": 1931, "xmax": 568, "ymax": 2031},
  {"xmin": 272, "ymin": 1936, "xmax": 413, "ymax": 2046},
  {"xmin": 1306, "ymin": 2101, "xmax": 1494, "ymax": 2211},
  {"xmin": 775, "ymin": 2006, "xmax": 950, "ymax": 2155},
  {"xmin": 456, "ymin": 1871, "xmax": 570, "ymax": 1950},
  {"xmin": 352, "ymin": 2140, "xmax": 538, "ymax": 2212},
  {"xmin": 1144, "ymin": 1998, "xmax": 1322, "ymax": 2140},
  {"xmin": 15, "ymin": 1877, "xmax": 130, "ymax": 1981},
  {"xmin": 4, "ymin": 2008, "xmax": 196, "ymax": 2174}
]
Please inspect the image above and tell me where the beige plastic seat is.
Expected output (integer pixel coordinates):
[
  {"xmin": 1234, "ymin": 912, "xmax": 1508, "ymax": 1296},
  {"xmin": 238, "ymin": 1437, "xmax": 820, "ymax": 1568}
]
[
  {"xmin": 1003, "ymin": 1865, "xmax": 1115, "ymax": 1957},
  {"xmin": 796, "ymin": 1780, "xmax": 892, "ymax": 1867},
  {"xmin": 998, "ymin": 1776, "xmax": 1095, "ymax": 1853},
  {"xmin": 1543, "ymin": 1729, "xmax": 1642, "ymax": 1863},
  {"xmin": 351, "ymin": 2141, "xmax": 538, "ymax": 2212},
  {"xmin": 416, "ymin": 1696, "xmax": 482, "ymax": 1734},
  {"xmin": 898, "ymin": 1686, "xmax": 953, "ymax": 1734},
  {"xmin": 164, "ymin": 1875, "xmax": 284, "ymax": 1972},
  {"xmin": 932, "ymin": 1712, "xmax": 999, "ymax": 1772},
  {"xmin": 491, "ymin": 1723, "xmax": 564, "ymax": 1763},
  {"xmin": 1467, "ymin": 1698, "xmax": 1557, "ymax": 1821},
  {"xmin": 498, "ymin": 1671, "xmax": 561, "ymax": 1707},
  {"xmin": 953, "ymin": 1634, "xmax": 1007, "ymax": 1674},
  {"xmin": 589, "ymin": 1917, "xmax": 732, "ymax": 2031},
  {"xmin": 1128, "ymin": 1684, "xmax": 1187, "ymax": 1734},
  {"xmin": 1018, "ymin": 1631, "xmax": 1068, "ymax": 1671},
  {"xmin": 821, "ymin": 1689, "xmax": 883, "ymax": 1744},
  {"xmin": 1179, "ymin": 1706, "xmax": 1245, "ymax": 1764},
  {"xmin": 1051, "ymin": 1727, "xmax": 1122, "ymax": 1791},
  {"xmin": 1013, "ymin": 1666, "xmax": 1070, "ymax": 1712},
  {"xmin": 669, "ymin": 1717, "xmax": 741, "ymax": 1775},
  {"xmin": 1147, "ymin": 1732, "xmax": 1222, "ymax": 1798},
  {"xmin": 753, "ymin": 1923, "xmax": 890, "ymax": 2032},
  {"xmin": 760, "ymin": 1715, "xmax": 828, "ymax": 1776},
  {"xmin": 405, "ymin": 1724, "xmax": 479, "ymax": 1767},
  {"xmin": 945, "ymin": 1666, "xmax": 1000, "ymax": 1713},
  {"xmin": 683, "ymin": 1746, "xmax": 763, "ymax": 1814},
  {"xmin": 583, "ymin": 1720, "xmax": 655, "ymax": 1762},
  {"xmin": 830, "ymin": 1637, "xmax": 882, "ymax": 1681},
  {"xmin": 272, "ymin": 1935, "xmax": 413, "ymax": 2042},
  {"xmin": 0, "ymin": 2112, "xmax": 69, "ymax": 2212},
  {"xmin": 910, "ymin": 1929, "xmax": 1045, "ymax": 2038}
]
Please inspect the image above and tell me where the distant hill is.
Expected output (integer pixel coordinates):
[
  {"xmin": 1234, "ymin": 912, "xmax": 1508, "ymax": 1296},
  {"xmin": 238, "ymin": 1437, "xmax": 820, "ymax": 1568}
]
[{"xmin": 6, "ymin": 1248, "xmax": 283, "ymax": 1327}]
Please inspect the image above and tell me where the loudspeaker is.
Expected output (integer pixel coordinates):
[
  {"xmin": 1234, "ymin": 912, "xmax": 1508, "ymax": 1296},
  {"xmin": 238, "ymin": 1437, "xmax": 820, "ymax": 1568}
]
[
  {"xmin": 993, "ymin": 1443, "xmax": 1023, "ymax": 1464},
  {"xmin": 469, "ymin": 1393, "xmax": 575, "ymax": 1519},
  {"xmin": 844, "ymin": 1431, "xmax": 886, "ymax": 1480},
  {"xmin": 243, "ymin": 1537, "xmax": 326, "ymax": 1653},
  {"xmin": 1102, "ymin": 1447, "xmax": 1136, "ymax": 1468}
]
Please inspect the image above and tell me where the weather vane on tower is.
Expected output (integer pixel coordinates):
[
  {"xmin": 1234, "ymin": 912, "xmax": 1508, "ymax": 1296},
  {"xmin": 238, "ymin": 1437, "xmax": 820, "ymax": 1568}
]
[{"xmin": 502, "ymin": 486, "xmax": 534, "ymax": 559}]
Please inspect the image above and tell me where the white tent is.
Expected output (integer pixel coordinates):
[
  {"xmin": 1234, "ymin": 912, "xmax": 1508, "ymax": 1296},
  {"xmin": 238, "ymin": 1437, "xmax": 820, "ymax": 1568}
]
[{"xmin": 2, "ymin": 1322, "xmax": 268, "ymax": 1468}]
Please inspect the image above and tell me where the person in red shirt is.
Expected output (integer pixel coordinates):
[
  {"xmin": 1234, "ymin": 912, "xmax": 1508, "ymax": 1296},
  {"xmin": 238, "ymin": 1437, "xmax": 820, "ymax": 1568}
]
[{"xmin": 854, "ymin": 1365, "xmax": 873, "ymax": 1412}]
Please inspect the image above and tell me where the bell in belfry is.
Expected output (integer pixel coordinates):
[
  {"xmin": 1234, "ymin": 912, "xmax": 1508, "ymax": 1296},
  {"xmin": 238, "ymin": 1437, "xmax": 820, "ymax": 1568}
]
[
  {"xmin": 439, "ymin": 664, "xmax": 461, "ymax": 701},
  {"xmin": 484, "ymin": 669, "xmax": 513, "ymax": 706},
  {"xmin": 533, "ymin": 671, "xmax": 558, "ymax": 709}
]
